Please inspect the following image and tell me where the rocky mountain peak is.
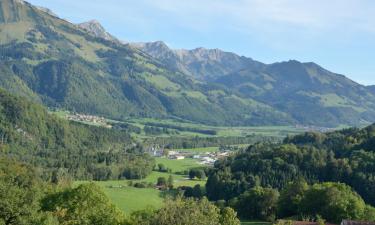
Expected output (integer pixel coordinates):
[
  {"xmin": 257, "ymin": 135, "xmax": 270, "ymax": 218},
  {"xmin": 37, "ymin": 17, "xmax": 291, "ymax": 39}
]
[
  {"xmin": 36, "ymin": 6, "xmax": 58, "ymax": 17},
  {"xmin": 78, "ymin": 20, "xmax": 118, "ymax": 42}
]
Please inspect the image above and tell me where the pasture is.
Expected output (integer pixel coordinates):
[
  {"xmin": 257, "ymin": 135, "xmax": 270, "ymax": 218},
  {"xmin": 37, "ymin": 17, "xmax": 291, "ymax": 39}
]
[{"xmin": 75, "ymin": 157, "xmax": 206, "ymax": 213}]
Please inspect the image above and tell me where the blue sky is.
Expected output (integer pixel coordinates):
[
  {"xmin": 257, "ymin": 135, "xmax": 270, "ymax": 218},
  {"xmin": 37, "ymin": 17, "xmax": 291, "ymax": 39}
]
[{"xmin": 27, "ymin": 0, "xmax": 375, "ymax": 85}]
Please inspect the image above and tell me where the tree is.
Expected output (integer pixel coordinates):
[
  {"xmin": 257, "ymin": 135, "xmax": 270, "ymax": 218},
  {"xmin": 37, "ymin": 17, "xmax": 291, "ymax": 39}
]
[
  {"xmin": 0, "ymin": 158, "xmax": 50, "ymax": 225},
  {"xmin": 157, "ymin": 177, "xmax": 167, "ymax": 187},
  {"xmin": 220, "ymin": 207, "xmax": 241, "ymax": 225},
  {"xmin": 189, "ymin": 169, "xmax": 206, "ymax": 180},
  {"xmin": 278, "ymin": 178, "xmax": 309, "ymax": 218},
  {"xmin": 192, "ymin": 184, "xmax": 205, "ymax": 198},
  {"xmin": 149, "ymin": 197, "xmax": 238, "ymax": 225},
  {"xmin": 158, "ymin": 164, "xmax": 167, "ymax": 172},
  {"xmin": 41, "ymin": 183, "xmax": 127, "ymax": 225},
  {"xmin": 130, "ymin": 207, "xmax": 155, "ymax": 225},
  {"xmin": 364, "ymin": 206, "xmax": 375, "ymax": 222},
  {"xmin": 299, "ymin": 182, "xmax": 367, "ymax": 223},
  {"xmin": 316, "ymin": 215, "xmax": 326, "ymax": 225},
  {"xmin": 162, "ymin": 149, "xmax": 169, "ymax": 157},
  {"xmin": 167, "ymin": 175, "xmax": 174, "ymax": 189},
  {"xmin": 197, "ymin": 170, "xmax": 206, "ymax": 180},
  {"xmin": 235, "ymin": 186, "xmax": 279, "ymax": 221},
  {"xmin": 51, "ymin": 168, "xmax": 72, "ymax": 187}
]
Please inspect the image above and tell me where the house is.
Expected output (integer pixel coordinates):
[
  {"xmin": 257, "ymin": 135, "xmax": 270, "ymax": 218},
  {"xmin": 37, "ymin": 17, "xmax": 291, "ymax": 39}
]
[
  {"xmin": 218, "ymin": 152, "xmax": 230, "ymax": 157},
  {"xmin": 200, "ymin": 156, "xmax": 215, "ymax": 165},
  {"xmin": 193, "ymin": 155, "xmax": 200, "ymax": 159},
  {"xmin": 168, "ymin": 151, "xmax": 178, "ymax": 156},
  {"xmin": 341, "ymin": 220, "xmax": 375, "ymax": 225},
  {"xmin": 169, "ymin": 155, "xmax": 185, "ymax": 160}
]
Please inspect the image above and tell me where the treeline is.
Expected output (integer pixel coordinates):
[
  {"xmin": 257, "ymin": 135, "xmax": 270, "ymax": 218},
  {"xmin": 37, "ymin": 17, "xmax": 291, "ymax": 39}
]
[
  {"xmin": 143, "ymin": 135, "xmax": 278, "ymax": 149},
  {"xmin": 144, "ymin": 122, "xmax": 218, "ymax": 135},
  {"xmin": 0, "ymin": 89, "xmax": 154, "ymax": 181},
  {"xmin": 0, "ymin": 157, "xmax": 241, "ymax": 225},
  {"xmin": 143, "ymin": 125, "xmax": 180, "ymax": 135},
  {"xmin": 205, "ymin": 124, "xmax": 375, "ymax": 222},
  {"xmin": 226, "ymin": 180, "xmax": 375, "ymax": 223},
  {"xmin": 111, "ymin": 122, "xmax": 142, "ymax": 134}
]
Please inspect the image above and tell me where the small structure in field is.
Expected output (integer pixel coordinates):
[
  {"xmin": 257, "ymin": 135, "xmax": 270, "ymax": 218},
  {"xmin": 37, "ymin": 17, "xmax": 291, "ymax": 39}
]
[{"xmin": 169, "ymin": 155, "xmax": 185, "ymax": 160}]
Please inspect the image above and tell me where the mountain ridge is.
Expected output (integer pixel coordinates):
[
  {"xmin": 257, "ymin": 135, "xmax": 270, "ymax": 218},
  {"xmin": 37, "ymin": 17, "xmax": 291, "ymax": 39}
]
[
  {"xmin": 132, "ymin": 41, "xmax": 265, "ymax": 80},
  {"xmin": 78, "ymin": 19, "xmax": 119, "ymax": 43},
  {"xmin": 0, "ymin": 0, "xmax": 294, "ymax": 126},
  {"xmin": 0, "ymin": 0, "xmax": 374, "ymax": 127}
]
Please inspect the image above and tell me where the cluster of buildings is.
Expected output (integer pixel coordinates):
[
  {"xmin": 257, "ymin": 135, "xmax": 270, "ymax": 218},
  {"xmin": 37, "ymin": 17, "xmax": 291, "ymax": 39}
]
[
  {"xmin": 192, "ymin": 151, "xmax": 230, "ymax": 165},
  {"xmin": 147, "ymin": 145, "xmax": 232, "ymax": 166},
  {"xmin": 295, "ymin": 124, "xmax": 336, "ymax": 133},
  {"xmin": 168, "ymin": 150, "xmax": 230, "ymax": 165},
  {"xmin": 66, "ymin": 113, "xmax": 111, "ymax": 128}
]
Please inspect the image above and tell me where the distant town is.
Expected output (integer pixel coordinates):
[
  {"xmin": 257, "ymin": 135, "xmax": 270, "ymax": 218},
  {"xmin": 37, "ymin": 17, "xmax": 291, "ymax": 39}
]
[
  {"xmin": 65, "ymin": 112, "xmax": 112, "ymax": 128},
  {"xmin": 147, "ymin": 145, "xmax": 237, "ymax": 166}
]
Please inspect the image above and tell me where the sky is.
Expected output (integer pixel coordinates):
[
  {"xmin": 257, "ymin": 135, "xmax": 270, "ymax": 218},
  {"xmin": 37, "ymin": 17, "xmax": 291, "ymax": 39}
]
[{"xmin": 27, "ymin": 0, "xmax": 375, "ymax": 85}]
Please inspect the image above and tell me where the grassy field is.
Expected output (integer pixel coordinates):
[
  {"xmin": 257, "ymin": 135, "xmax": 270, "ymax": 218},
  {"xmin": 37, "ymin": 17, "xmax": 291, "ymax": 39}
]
[
  {"xmin": 50, "ymin": 109, "xmax": 350, "ymax": 142},
  {"xmin": 50, "ymin": 110, "xmax": 305, "ymax": 138},
  {"xmin": 127, "ymin": 117, "xmax": 305, "ymax": 138},
  {"xmin": 75, "ymin": 180, "xmax": 165, "ymax": 213},
  {"xmin": 174, "ymin": 146, "xmax": 219, "ymax": 153},
  {"xmin": 155, "ymin": 157, "xmax": 204, "ymax": 172},
  {"xmin": 75, "ymin": 157, "xmax": 206, "ymax": 213}
]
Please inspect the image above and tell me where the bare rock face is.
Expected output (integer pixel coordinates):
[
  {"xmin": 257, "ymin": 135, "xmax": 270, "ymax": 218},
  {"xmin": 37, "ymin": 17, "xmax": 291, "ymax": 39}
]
[
  {"xmin": 132, "ymin": 41, "xmax": 263, "ymax": 80},
  {"xmin": 78, "ymin": 20, "xmax": 118, "ymax": 42},
  {"xmin": 36, "ymin": 6, "xmax": 58, "ymax": 17}
]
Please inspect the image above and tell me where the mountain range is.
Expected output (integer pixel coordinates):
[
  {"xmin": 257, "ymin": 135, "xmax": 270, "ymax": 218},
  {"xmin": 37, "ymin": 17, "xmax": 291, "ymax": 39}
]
[{"xmin": 0, "ymin": 0, "xmax": 374, "ymax": 127}]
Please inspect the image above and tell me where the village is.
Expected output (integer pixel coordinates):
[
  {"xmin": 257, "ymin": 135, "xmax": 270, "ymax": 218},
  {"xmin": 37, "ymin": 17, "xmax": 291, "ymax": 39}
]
[
  {"xmin": 65, "ymin": 112, "xmax": 112, "ymax": 128},
  {"xmin": 147, "ymin": 145, "xmax": 233, "ymax": 166},
  {"xmin": 295, "ymin": 124, "xmax": 336, "ymax": 133}
]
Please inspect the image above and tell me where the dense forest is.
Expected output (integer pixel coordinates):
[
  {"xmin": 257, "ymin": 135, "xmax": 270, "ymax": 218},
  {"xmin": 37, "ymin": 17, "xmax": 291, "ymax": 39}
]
[
  {"xmin": 205, "ymin": 125, "xmax": 375, "ymax": 222},
  {"xmin": 0, "ymin": 89, "xmax": 154, "ymax": 181}
]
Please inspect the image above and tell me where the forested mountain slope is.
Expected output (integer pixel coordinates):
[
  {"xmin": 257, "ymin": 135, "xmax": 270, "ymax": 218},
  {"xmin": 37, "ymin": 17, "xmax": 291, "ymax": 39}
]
[
  {"xmin": 214, "ymin": 61, "xmax": 375, "ymax": 126},
  {"xmin": 0, "ymin": 88, "xmax": 154, "ymax": 180},
  {"xmin": 136, "ymin": 41, "xmax": 375, "ymax": 127},
  {"xmin": 0, "ymin": 0, "xmax": 291, "ymax": 126},
  {"xmin": 1, "ymin": 0, "xmax": 375, "ymax": 126}
]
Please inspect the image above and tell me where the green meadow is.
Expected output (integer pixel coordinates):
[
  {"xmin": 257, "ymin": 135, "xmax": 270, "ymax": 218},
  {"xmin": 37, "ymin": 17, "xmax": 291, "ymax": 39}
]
[
  {"xmin": 75, "ymin": 157, "xmax": 206, "ymax": 213},
  {"xmin": 174, "ymin": 146, "xmax": 220, "ymax": 153},
  {"xmin": 51, "ymin": 110, "xmax": 306, "ymax": 139},
  {"xmin": 127, "ymin": 117, "xmax": 305, "ymax": 138}
]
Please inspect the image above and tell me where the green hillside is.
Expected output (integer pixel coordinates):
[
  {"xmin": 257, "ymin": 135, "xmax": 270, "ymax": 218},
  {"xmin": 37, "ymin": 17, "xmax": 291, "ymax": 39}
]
[
  {"xmin": 0, "ymin": 88, "xmax": 154, "ymax": 180},
  {"xmin": 213, "ymin": 61, "xmax": 375, "ymax": 126},
  {"xmin": 207, "ymin": 123, "xmax": 375, "ymax": 207},
  {"xmin": 137, "ymin": 42, "xmax": 375, "ymax": 127},
  {"xmin": 1, "ymin": 0, "xmax": 375, "ymax": 127},
  {"xmin": 0, "ymin": 0, "xmax": 293, "ymax": 126}
]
